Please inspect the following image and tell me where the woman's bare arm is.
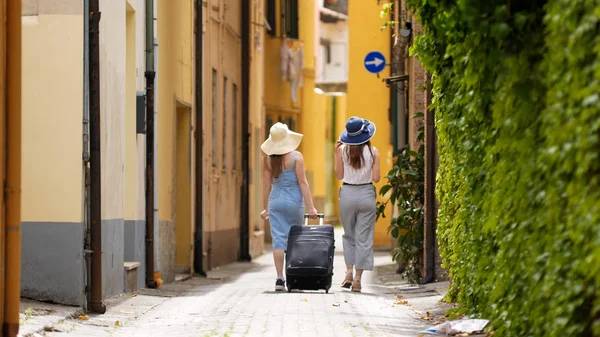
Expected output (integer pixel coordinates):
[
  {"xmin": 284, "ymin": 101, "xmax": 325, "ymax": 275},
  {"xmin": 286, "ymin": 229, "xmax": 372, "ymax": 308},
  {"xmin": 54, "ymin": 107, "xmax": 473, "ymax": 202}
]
[
  {"xmin": 334, "ymin": 143, "xmax": 344, "ymax": 180},
  {"xmin": 262, "ymin": 156, "xmax": 272, "ymax": 211},
  {"xmin": 294, "ymin": 152, "xmax": 318, "ymax": 216},
  {"xmin": 372, "ymin": 147, "xmax": 381, "ymax": 183}
]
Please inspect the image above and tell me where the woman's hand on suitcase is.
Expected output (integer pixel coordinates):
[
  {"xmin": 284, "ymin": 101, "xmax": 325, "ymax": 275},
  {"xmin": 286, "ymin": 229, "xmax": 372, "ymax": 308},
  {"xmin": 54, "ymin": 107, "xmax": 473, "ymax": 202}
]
[
  {"xmin": 308, "ymin": 206, "xmax": 318, "ymax": 219},
  {"xmin": 261, "ymin": 209, "xmax": 269, "ymax": 220}
]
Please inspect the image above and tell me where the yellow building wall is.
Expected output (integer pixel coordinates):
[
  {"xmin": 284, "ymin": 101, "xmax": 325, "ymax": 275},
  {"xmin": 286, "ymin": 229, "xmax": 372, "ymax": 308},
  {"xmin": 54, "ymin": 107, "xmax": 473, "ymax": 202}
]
[
  {"xmin": 157, "ymin": 0, "xmax": 193, "ymax": 222},
  {"xmin": 263, "ymin": 0, "xmax": 327, "ymax": 214},
  {"xmin": 347, "ymin": 0, "xmax": 393, "ymax": 248},
  {"xmin": 298, "ymin": 84, "xmax": 327, "ymax": 210},
  {"xmin": 174, "ymin": 105, "xmax": 192, "ymax": 268},
  {"xmin": 298, "ymin": 0, "xmax": 327, "ymax": 212},
  {"xmin": 263, "ymin": 0, "xmax": 301, "ymax": 112},
  {"xmin": 331, "ymin": 94, "xmax": 348, "ymax": 220},
  {"xmin": 21, "ymin": 14, "xmax": 83, "ymax": 223},
  {"xmin": 248, "ymin": 0, "xmax": 266, "ymax": 256},
  {"xmin": 157, "ymin": 0, "xmax": 194, "ymax": 278}
]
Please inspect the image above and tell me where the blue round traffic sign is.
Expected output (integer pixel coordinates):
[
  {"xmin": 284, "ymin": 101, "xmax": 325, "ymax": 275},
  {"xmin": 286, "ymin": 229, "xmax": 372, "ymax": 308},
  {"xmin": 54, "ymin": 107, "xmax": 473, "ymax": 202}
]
[{"xmin": 364, "ymin": 51, "xmax": 386, "ymax": 74}]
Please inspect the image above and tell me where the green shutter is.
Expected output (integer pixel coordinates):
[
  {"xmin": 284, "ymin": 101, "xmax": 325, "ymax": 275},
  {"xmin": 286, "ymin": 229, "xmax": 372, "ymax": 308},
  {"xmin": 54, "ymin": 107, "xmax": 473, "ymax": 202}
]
[
  {"xmin": 266, "ymin": 0, "xmax": 276, "ymax": 36},
  {"xmin": 289, "ymin": 0, "xmax": 298, "ymax": 39}
]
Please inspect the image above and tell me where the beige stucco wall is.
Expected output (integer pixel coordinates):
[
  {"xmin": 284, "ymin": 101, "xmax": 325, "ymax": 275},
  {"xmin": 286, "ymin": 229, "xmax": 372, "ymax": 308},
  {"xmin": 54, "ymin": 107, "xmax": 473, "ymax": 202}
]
[
  {"xmin": 99, "ymin": 0, "xmax": 126, "ymax": 221},
  {"xmin": 133, "ymin": 0, "xmax": 146, "ymax": 222},
  {"xmin": 124, "ymin": 3, "xmax": 137, "ymax": 221},
  {"xmin": 21, "ymin": 0, "xmax": 131, "ymax": 301},
  {"xmin": 134, "ymin": 0, "xmax": 145, "ymax": 92},
  {"xmin": 21, "ymin": 12, "xmax": 83, "ymax": 223},
  {"xmin": 199, "ymin": 0, "xmax": 244, "ymax": 268},
  {"xmin": 203, "ymin": 0, "xmax": 243, "ymax": 233},
  {"xmin": 123, "ymin": 0, "xmax": 146, "ymax": 223}
]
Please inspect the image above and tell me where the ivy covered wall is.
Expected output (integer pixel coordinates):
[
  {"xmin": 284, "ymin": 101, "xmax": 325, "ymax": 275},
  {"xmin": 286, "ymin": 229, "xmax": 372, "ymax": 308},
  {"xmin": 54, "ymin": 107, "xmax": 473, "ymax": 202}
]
[{"xmin": 405, "ymin": 0, "xmax": 600, "ymax": 335}]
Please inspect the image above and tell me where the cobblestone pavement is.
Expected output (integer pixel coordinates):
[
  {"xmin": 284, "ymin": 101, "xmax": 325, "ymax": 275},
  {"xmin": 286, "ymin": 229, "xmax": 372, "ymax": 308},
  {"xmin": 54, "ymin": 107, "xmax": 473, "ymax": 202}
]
[{"xmin": 22, "ymin": 230, "xmax": 447, "ymax": 337}]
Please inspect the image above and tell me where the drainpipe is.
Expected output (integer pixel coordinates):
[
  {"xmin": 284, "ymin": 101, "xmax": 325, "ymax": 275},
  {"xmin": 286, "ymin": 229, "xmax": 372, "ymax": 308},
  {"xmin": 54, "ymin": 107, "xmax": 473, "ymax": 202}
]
[
  {"xmin": 83, "ymin": 0, "xmax": 92, "ymax": 310},
  {"xmin": 329, "ymin": 96, "xmax": 338, "ymax": 218},
  {"xmin": 421, "ymin": 72, "xmax": 435, "ymax": 284},
  {"xmin": 3, "ymin": 1, "xmax": 22, "ymax": 335},
  {"xmin": 193, "ymin": 0, "xmax": 206, "ymax": 275},
  {"xmin": 88, "ymin": 0, "xmax": 107, "ymax": 314},
  {"xmin": 389, "ymin": 0, "xmax": 409, "ymax": 274},
  {"xmin": 389, "ymin": 0, "xmax": 404, "ymax": 153},
  {"xmin": 152, "ymin": 0, "xmax": 160, "ymax": 286},
  {"xmin": 239, "ymin": 0, "xmax": 251, "ymax": 262},
  {"xmin": 388, "ymin": 10, "xmax": 396, "ymax": 153},
  {"xmin": 145, "ymin": 0, "xmax": 160, "ymax": 288}
]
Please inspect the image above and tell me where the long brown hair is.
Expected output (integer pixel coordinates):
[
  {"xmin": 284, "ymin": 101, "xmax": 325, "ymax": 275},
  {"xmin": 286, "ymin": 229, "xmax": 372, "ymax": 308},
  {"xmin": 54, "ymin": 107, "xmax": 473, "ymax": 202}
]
[
  {"xmin": 345, "ymin": 141, "xmax": 374, "ymax": 169},
  {"xmin": 264, "ymin": 154, "xmax": 285, "ymax": 179}
]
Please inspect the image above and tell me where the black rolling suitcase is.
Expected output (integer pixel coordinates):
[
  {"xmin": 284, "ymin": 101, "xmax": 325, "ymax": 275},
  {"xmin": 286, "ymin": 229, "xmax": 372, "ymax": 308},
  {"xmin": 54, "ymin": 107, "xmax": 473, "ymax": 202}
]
[{"xmin": 285, "ymin": 214, "xmax": 335, "ymax": 293}]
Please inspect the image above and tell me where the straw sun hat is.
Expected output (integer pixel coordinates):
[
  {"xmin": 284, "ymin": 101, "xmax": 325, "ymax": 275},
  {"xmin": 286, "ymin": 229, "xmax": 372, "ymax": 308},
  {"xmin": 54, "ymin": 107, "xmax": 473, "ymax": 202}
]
[{"xmin": 261, "ymin": 122, "xmax": 303, "ymax": 156}]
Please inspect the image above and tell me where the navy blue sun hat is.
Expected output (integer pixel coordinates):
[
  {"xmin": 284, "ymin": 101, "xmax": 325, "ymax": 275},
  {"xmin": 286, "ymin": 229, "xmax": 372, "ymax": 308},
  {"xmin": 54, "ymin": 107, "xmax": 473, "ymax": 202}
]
[{"xmin": 339, "ymin": 117, "xmax": 376, "ymax": 145}]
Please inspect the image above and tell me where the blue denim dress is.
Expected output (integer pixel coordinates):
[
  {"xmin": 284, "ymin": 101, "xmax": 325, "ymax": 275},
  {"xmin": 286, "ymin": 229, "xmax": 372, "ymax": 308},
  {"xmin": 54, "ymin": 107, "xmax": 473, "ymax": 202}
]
[{"xmin": 268, "ymin": 152, "xmax": 304, "ymax": 250}]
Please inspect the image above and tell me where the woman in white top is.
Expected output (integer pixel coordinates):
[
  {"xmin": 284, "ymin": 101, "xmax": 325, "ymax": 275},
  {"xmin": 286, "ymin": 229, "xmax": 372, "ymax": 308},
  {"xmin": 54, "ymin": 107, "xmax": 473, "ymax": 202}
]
[{"xmin": 334, "ymin": 116, "xmax": 381, "ymax": 292}]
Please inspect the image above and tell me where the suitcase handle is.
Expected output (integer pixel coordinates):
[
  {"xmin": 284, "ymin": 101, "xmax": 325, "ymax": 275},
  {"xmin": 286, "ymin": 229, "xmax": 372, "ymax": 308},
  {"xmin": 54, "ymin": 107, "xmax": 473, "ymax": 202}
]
[{"xmin": 304, "ymin": 213, "xmax": 324, "ymax": 226}]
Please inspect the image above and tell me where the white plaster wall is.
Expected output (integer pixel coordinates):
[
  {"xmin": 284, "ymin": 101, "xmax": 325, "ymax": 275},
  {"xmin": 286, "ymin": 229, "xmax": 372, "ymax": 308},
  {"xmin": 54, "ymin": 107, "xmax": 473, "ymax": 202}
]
[{"xmin": 317, "ymin": 19, "xmax": 348, "ymax": 84}]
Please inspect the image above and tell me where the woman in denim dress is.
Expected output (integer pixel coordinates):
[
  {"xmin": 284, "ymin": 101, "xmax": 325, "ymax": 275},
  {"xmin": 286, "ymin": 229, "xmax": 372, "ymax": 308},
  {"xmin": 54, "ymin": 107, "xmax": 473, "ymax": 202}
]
[{"xmin": 261, "ymin": 122, "xmax": 318, "ymax": 291}]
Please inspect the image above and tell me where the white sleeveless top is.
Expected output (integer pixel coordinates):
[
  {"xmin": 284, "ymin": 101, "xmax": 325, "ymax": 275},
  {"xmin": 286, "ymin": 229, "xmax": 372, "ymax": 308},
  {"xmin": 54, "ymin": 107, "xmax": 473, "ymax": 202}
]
[{"xmin": 341, "ymin": 145, "xmax": 374, "ymax": 185}]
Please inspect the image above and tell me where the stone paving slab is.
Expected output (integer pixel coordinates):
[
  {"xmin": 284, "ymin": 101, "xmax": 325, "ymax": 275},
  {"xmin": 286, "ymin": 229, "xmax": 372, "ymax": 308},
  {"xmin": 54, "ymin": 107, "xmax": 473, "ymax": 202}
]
[
  {"xmin": 30, "ymin": 251, "xmax": 431, "ymax": 337},
  {"xmin": 21, "ymin": 228, "xmax": 449, "ymax": 337}
]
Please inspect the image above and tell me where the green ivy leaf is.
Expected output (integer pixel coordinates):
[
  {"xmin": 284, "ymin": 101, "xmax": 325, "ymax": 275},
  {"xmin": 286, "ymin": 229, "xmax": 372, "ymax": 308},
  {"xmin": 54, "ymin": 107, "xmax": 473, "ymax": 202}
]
[
  {"xmin": 402, "ymin": 169, "xmax": 419, "ymax": 177},
  {"xmin": 387, "ymin": 1, "xmax": 600, "ymax": 335},
  {"xmin": 379, "ymin": 184, "xmax": 393, "ymax": 197}
]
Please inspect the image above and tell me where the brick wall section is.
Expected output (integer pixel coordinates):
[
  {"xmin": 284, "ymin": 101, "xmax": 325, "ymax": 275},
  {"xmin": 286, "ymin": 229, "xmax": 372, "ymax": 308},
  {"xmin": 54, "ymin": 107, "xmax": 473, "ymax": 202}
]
[{"xmin": 408, "ymin": 19, "xmax": 426, "ymax": 151}]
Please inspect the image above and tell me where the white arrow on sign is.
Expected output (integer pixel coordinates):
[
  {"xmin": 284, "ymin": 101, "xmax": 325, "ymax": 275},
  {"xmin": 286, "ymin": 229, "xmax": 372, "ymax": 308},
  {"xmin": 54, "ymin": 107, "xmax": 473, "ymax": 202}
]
[{"xmin": 365, "ymin": 57, "xmax": 384, "ymax": 67}]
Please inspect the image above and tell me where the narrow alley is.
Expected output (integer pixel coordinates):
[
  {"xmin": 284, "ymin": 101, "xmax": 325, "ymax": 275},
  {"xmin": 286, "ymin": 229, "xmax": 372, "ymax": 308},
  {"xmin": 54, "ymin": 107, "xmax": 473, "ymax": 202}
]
[
  {"xmin": 19, "ymin": 229, "xmax": 449, "ymax": 337},
  {"xmin": 2, "ymin": 0, "xmax": 598, "ymax": 336}
]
